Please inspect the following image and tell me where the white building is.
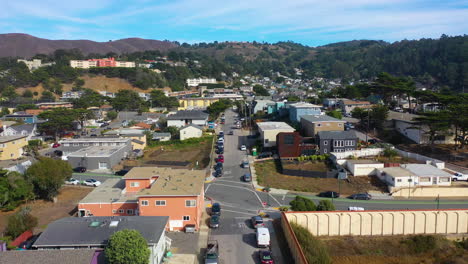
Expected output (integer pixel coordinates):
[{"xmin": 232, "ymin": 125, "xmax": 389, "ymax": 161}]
[
  {"xmin": 166, "ymin": 110, "xmax": 209, "ymax": 128},
  {"xmin": 377, "ymin": 165, "xmax": 452, "ymax": 191},
  {"xmin": 116, "ymin": 61, "xmax": 136, "ymax": 67},
  {"xmin": 180, "ymin": 124, "xmax": 203, "ymax": 140},
  {"xmin": 257, "ymin": 122, "xmax": 295, "ymax": 148},
  {"xmin": 346, "ymin": 160, "xmax": 384, "ymax": 176},
  {"xmin": 70, "ymin": 60, "xmax": 97, "ymax": 69},
  {"xmin": 17, "ymin": 59, "xmax": 54, "ymax": 71},
  {"xmin": 186, "ymin": 78, "xmax": 217, "ymax": 87}
]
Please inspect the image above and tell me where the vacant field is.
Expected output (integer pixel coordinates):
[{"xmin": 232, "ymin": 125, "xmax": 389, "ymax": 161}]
[
  {"xmin": 400, "ymin": 144, "xmax": 468, "ymax": 167},
  {"xmin": 0, "ymin": 186, "xmax": 93, "ymax": 234},
  {"xmin": 323, "ymin": 235, "xmax": 468, "ymax": 264},
  {"xmin": 282, "ymin": 160, "xmax": 328, "ymax": 172},
  {"xmin": 255, "ymin": 160, "xmax": 387, "ymax": 195}
]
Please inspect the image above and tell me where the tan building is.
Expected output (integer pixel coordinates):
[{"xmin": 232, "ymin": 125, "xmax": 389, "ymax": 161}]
[
  {"xmin": 338, "ymin": 99, "xmax": 372, "ymax": 114},
  {"xmin": 178, "ymin": 97, "xmax": 220, "ymax": 110},
  {"xmin": 257, "ymin": 122, "xmax": 295, "ymax": 148},
  {"xmin": 0, "ymin": 135, "xmax": 28, "ymax": 160},
  {"xmin": 300, "ymin": 115, "xmax": 345, "ymax": 137},
  {"xmin": 103, "ymin": 129, "xmax": 147, "ymax": 150}
]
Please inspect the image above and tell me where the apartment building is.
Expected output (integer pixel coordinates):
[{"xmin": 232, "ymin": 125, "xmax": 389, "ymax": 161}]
[
  {"xmin": 17, "ymin": 59, "xmax": 55, "ymax": 71},
  {"xmin": 300, "ymin": 115, "xmax": 345, "ymax": 137},
  {"xmin": 0, "ymin": 135, "xmax": 28, "ymax": 160},
  {"xmin": 70, "ymin": 57, "xmax": 136, "ymax": 69},
  {"xmin": 257, "ymin": 122, "xmax": 295, "ymax": 148},
  {"xmin": 186, "ymin": 78, "xmax": 217, "ymax": 87},
  {"xmin": 77, "ymin": 167, "xmax": 205, "ymax": 231},
  {"xmin": 178, "ymin": 97, "xmax": 220, "ymax": 110}
]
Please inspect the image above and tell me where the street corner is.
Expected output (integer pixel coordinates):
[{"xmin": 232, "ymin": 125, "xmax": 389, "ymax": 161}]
[{"xmin": 255, "ymin": 188, "xmax": 264, "ymax": 192}]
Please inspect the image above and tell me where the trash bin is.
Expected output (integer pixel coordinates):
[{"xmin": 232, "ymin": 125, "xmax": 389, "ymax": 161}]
[{"xmin": 185, "ymin": 224, "xmax": 196, "ymax": 233}]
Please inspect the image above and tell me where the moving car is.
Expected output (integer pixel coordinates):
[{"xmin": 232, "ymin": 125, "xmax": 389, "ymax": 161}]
[
  {"xmin": 210, "ymin": 215, "xmax": 220, "ymax": 228},
  {"xmin": 259, "ymin": 250, "xmax": 274, "ymax": 264},
  {"xmin": 73, "ymin": 167, "xmax": 87, "ymax": 173},
  {"xmin": 348, "ymin": 207, "xmax": 365, "ymax": 211},
  {"xmin": 211, "ymin": 203, "xmax": 221, "ymax": 216},
  {"xmin": 251, "ymin": 216, "xmax": 264, "ymax": 228},
  {"xmin": 65, "ymin": 178, "xmax": 79, "ymax": 185},
  {"xmin": 240, "ymin": 145, "xmax": 247, "ymax": 151},
  {"xmin": 256, "ymin": 227, "xmax": 270, "ymax": 248},
  {"xmin": 318, "ymin": 191, "xmax": 340, "ymax": 198},
  {"xmin": 83, "ymin": 179, "xmax": 101, "ymax": 187},
  {"xmin": 452, "ymin": 172, "xmax": 468, "ymax": 181},
  {"xmin": 242, "ymin": 160, "xmax": 249, "ymax": 168},
  {"xmin": 349, "ymin": 193, "xmax": 372, "ymax": 200},
  {"xmin": 243, "ymin": 173, "xmax": 252, "ymax": 182}
]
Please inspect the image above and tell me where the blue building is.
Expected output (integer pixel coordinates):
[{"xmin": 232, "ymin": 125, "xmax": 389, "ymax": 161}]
[
  {"xmin": 3, "ymin": 113, "xmax": 38, "ymax": 124},
  {"xmin": 289, "ymin": 102, "xmax": 322, "ymax": 122},
  {"xmin": 266, "ymin": 101, "xmax": 285, "ymax": 115}
]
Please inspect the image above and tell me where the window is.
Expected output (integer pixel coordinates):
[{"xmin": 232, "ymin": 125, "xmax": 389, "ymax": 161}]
[
  {"xmin": 155, "ymin": 200, "xmax": 166, "ymax": 206},
  {"xmin": 324, "ymin": 149, "xmax": 328, "ymax": 153},
  {"xmin": 98, "ymin": 162, "xmax": 108, "ymax": 169},
  {"xmin": 73, "ymin": 143, "xmax": 79, "ymax": 146},
  {"xmin": 126, "ymin": 209, "xmax": 134, "ymax": 215},
  {"xmin": 118, "ymin": 209, "xmax": 124, "ymax": 213},
  {"xmin": 419, "ymin": 177, "xmax": 430, "ymax": 182},
  {"xmin": 323, "ymin": 140, "xmax": 328, "ymax": 145},
  {"xmin": 397, "ymin": 179, "xmax": 402, "ymax": 182},
  {"xmin": 63, "ymin": 143, "xmax": 70, "ymax": 147},
  {"xmin": 264, "ymin": 139, "xmax": 269, "ymax": 144},
  {"xmin": 183, "ymin": 216, "xmax": 190, "ymax": 221},
  {"xmin": 345, "ymin": 140, "xmax": 354, "ymax": 146},
  {"xmin": 345, "ymin": 148, "xmax": 354, "ymax": 151},
  {"xmin": 130, "ymin": 182, "xmax": 140, "ymax": 187},
  {"xmin": 338, "ymin": 123, "xmax": 343, "ymax": 127},
  {"xmin": 141, "ymin": 200, "xmax": 149, "ymax": 206},
  {"xmin": 334, "ymin": 140, "xmax": 344, "ymax": 147},
  {"xmin": 439, "ymin": 177, "xmax": 450, "ymax": 182},
  {"xmin": 185, "ymin": 200, "xmax": 196, "ymax": 207}
]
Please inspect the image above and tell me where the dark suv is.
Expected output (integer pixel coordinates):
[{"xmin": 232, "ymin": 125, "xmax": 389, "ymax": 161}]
[
  {"xmin": 349, "ymin": 193, "xmax": 372, "ymax": 200},
  {"xmin": 211, "ymin": 203, "xmax": 221, "ymax": 216}
]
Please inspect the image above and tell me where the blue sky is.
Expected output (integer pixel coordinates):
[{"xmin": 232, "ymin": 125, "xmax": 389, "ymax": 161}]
[{"xmin": 1, "ymin": 0, "xmax": 468, "ymax": 46}]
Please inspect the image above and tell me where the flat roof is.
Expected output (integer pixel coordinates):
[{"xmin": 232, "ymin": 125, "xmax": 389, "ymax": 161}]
[
  {"xmin": 67, "ymin": 145, "xmax": 127, "ymax": 158},
  {"xmin": 60, "ymin": 138, "xmax": 131, "ymax": 144},
  {"xmin": 257, "ymin": 122, "xmax": 295, "ymax": 131},
  {"xmin": 401, "ymin": 164, "xmax": 453, "ymax": 177},
  {"xmin": 381, "ymin": 167, "xmax": 415, "ymax": 177},
  {"xmin": 0, "ymin": 249, "xmax": 100, "ymax": 264},
  {"xmin": 289, "ymin": 102, "xmax": 321, "ymax": 108},
  {"xmin": 387, "ymin": 111, "xmax": 421, "ymax": 122},
  {"xmin": 124, "ymin": 167, "xmax": 205, "ymax": 196},
  {"xmin": 347, "ymin": 159, "xmax": 383, "ymax": 164},
  {"xmin": 33, "ymin": 216, "xmax": 168, "ymax": 248},
  {"xmin": 0, "ymin": 135, "xmax": 27, "ymax": 143},
  {"xmin": 301, "ymin": 115, "xmax": 345, "ymax": 123},
  {"xmin": 79, "ymin": 178, "xmax": 137, "ymax": 204},
  {"xmin": 104, "ymin": 129, "xmax": 145, "ymax": 136}
]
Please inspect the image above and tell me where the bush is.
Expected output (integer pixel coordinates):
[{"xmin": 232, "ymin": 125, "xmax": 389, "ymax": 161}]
[
  {"xmin": 403, "ymin": 235, "xmax": 439, "ymax": 254},
  {"xmin": 279, "ymin": 206, "xmax": 289, "ymax": 212},
  {"xmin": 5, "ymin": 207, "xmax": 38, "ymax": 238},
  {"xmin": 105, "ymin": 229, "xmax": 150, "ymax": 264},
  {"xmin": 316, "ymin": 200, "xmax": 336, "ymax": 211},
  {"xmin": 290, "ymin": 222, "xmax": 331, "ymax": 264},
  {"xmin": 290, "ymin": 196, "xmax": 316, "ymax": 211},
  {"xmin": 383, "ymin": 147, "xmax": 398, "ymax": 158},
  {"xmin": 28, "ymin": 139, "xmax": 42, "ymax": 147}
]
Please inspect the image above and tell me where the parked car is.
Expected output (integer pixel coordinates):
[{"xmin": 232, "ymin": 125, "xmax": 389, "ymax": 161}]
[
  {"xmin": 216, "ymin": 156, "xmax": 224, "ymax": 163},
  {"xmin": 251, "ymin": 216, "xmax": 264, "ymax": 228},
  {"xmin": 214, "ymin": 169, "xmax": 222, "ymax": 178},
  {"xmin": 452, "ymin": 172, "xmax": 468, "ymax": 181},
  {"xmin": 52, "ymin": 143, "xmax": 61, "ymax": 148},
  {"xmin": 242, "ymin": 160, "xmax": 249, "ymax": 168},
  {"xmin": 72, "ymin": 135, "xmax": 81, "ymax": 139},
  {"xmin": 219, "ymin": 131, "xmax": 224, "ymax": 136},
  {"xmin": 216, "ymin": 148, "xmax": 224, "ymax": 154},
  {"xmin": 349, "ymin": 193, "xmax": 372, "ymax": 200},
  {"xmin": 218, "ymin": 138, "xmax": 224, "ymax": 143},
  {"xmin": 348, "ymin": 207, "xmax": 365, "ymax": 211},
  {"xmin": 228, "ymin": 131, "xmax": 234, "ymax": 135},
  {"xmin": 53, "ymin": 150, "xmax": 63, "ymax": 156},
  {"xmin": 211, "ymin": 203, "xmax": 221, "ymax": 216},
  {"xmin": 91, "ymin": 128, "xmax": 97, "ymax": 132},
  {"xmin": 318, "ymin": 191, "xmax": 340, "ymax": 198},
  {"xmin": 90, "ymin": 134, "xmax": 98, "ymax": 137},
  {"xmin": 367, "ymin": 139, "xmax": 378, "ymax": 144},
  {"xmin": 210, "ymin": 215, "xmax": 220, "ymax": 228},
  {"xmin": 257, "ymin": 152, "xmax": 273, "ymax": 159},
  {"xmin": 65, "ymin": 178, "xmax": 80, "ymax": 185},
  {"xmin": 240, "ymin": 145, "xmax": 247, "ymax": 151},
  {"xmin": 83, "ymin": 179, "xmax": 101, "ymax": 187},
  {"xmin": 73, "ymin": 167, "xmax": 87, "ymax": 173},
  {"xmin": 243, "ymin": 173, "xmax": 252, "ymax": 182},
  {"xmin": 205, "ymin": 241, "xmax": 219, "ymax": 264},
  {"xmin": 215, "ymin": 162, "xmax": 223, "ymax": 170},
  {"xmin": 115, "ymin": 169, "xmax": 129, "ymax": 176},
  {"xmin": 259, "ymin": 250, "xmax": 274, "ymax": 264}
]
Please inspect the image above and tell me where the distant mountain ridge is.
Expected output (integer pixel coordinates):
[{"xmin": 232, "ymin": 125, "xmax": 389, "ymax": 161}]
[{"xmin": 0, "ymin": 33, "xmax": 178, "ymax": 58}]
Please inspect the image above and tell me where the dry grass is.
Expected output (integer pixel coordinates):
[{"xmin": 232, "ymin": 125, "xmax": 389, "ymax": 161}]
[
  {"xmin": 401, "ymin": 144, "xmax": 468, "ymax": 167},
  {"xmin": 254, "ymin": 160, "xmax": 387, "ymax": 195},
  {"xmin": 282, "ymin": 160, "xmax": 328, "ymax": 172},
  {"xmin": 0, "ymin": 186, "xmax": 93, "ymax": 234}
]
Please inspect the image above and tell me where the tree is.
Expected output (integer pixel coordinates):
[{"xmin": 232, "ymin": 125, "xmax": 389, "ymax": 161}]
[
  {"xmin": 0, "ymin": 107, "xmax": 10, "ymax": 117},
  {"xmin": 38, "ymin": 108, "xmax": 78, "ymax": 139},
  {"xmin": 0, "ymin": 170, "xmax": 34, "ymax": 211},
  {"xmin": 290, "ymin": 196, "xmax": 316, "ymax": 211},
  {"xmin": 71, "ymin": 89, "xmax": 106, "ymax": 109},
  {"xmin": 105, "ymin": 229, "xmax": 150, "ymax": 264},
  {"xmin": 207, "ymin": 99, "xmax": 232, "ymax": 119},
  {"xmin": 22, "ymin": 90, "xmax": 34, "ymax": 98},
  {"xmin": 107, "ymin": 110, "xmax": 118, "ymax": 121},
  {"xmin": 163, "ymin": 126, "xmax": 179, "ymax": 139},
  {"xmin": 16, "ymin": 104, "xmax": 38, "ymax": 112},
  {"xmin": 75, "ymin": 109, "xmax": 95, "ymax": 131},
  {"xmin": 326, "ymin": 110, "xmax": 342, "ymax": 119},
  {"xmin": 253, "ymin": 84, "xmax": 269, "ymax": 96},
  {"xmin": 25, "ymin": 157, "xmax": 72, "ymax": 200},
  {"xmin": 111, "ymin": 90, "xmax": 147, "ymax": 112},
  {"xmin": 150, "ymin": 90, "xmax": 179, "ymax": 108},
  {"xmin": 5, "ymin": 206, "xmax": 38, "ymax": 238},
  {"xmin": 370, "ymin": 105, "xmax": 389, "ymax": 130},
  {"xmin": 316, "ymin": 200, "xmax": 335, "ymax": 211},
  {"xmin": 412, "ymin": 111, "xmax": 451, "ymax": 146},
  {"xmin": 40, "ymin": 91, "xmax": 55, "ymax": 101}
]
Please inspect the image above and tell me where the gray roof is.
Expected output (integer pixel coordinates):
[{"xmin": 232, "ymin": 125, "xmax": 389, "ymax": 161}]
[
  {"xmin": 0, "ymin": 249, "xmax": 103, "ymax": 264},
  {"xmin": 8, "ymin": 124, "xmax": 36, "ymax": 135},
  {"xmin": 0, "ymin": 135, "xmax": 27, "ymax": 143},
  {"xmin": 67, "ymin": 145, "xmax": 127, "ymax": 158},
  {"xmin": 166, "ymin": 110, "xmax": 208, "ymax": 120},
  {"xmin": 301, "ymin": 115, "xmax": 345, "ymax": 123},
  {"xmin": 60, "ymin": 138, "xmax": 131, "ymax": 144},
  {"xmin": 33, "ymin": 216, "xmax": 169, "ymax": 248},
  {"xmin": 317, "ymin": 130, "xmax": 358, "ymax": 140},
  {"xmin": 153, "ymin": 132, "xmax": 171, "ymax": 138},
  {"xmin": 180, "ymin": 124, "xmax": 203, "ymax": 130},
  {"xmin": 104, "ymin": 129, "xmax": 145, "ymax": 136},
  {"xmin": 79, "ymin": 178, "xmax": 135, "ymax": 204},
  {"xmin": 401, "ymin": 164, "xmax": 453, "ymax": 177}
]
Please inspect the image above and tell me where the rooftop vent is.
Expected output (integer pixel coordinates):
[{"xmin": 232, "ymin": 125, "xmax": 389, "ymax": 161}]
[{"xmin": 109, "ymin": 221, "xmax": 119, "ymax": 227}]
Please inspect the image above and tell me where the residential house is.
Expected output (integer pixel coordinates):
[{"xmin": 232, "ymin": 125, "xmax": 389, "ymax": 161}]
[
  {"xmin": 36, "ymin": 102, "xmax": 73, "ymax": 109},
  {"xmin": 338, "ymin": 99, "xmax": 372, "ymax": 114},
  {"xmin": 32, "ymin": 216, "xmax": 168, "ymax": 264},
  {"xmin": 257, "ymin": 122, "xmax": 295, "ymax": 148},
  {"xmin": 25, "ymin": 109, "xmax": 44, "ymax": 116},
  {"xmin": 0, "ymin": 135, "xmax": 28, "ymax": 160},
  {"xmin": 118, "ymin": 111, "xmax": 163, "ymax": 125},
  {"xmin": 103, "ymin": 129, "xmax": 147, "ymax": 150},
  {"xmin": 288, "ymin": 102, "xmax": 322, "ymax": 122},
  {"xmin": 346, "ymin": 160, "xmax": 384, "ymax": 176},
  {"xmin": 186, "ymin": 78, "xmax": 217, "ymax": 87},
  {"xmin": 152, "ymin": 132, "xmax": 171, "ymax": 141},
  {"xmin": 1, "ymin": 124, "xmax": 37, "ymax": 140},
  {"xmin": 323, "ymin": 98, "xmax": 346, "ymax": 108},
  {"xmin": 66, "ymin": 144, "xmax": 131, "ymax": 171},
  {"xmin": 132, "ymin": 122, "xmax": 152, "ymax": 130},
  {"xmin": 276, "ymin": 132, "xmax": 317, "ymax": 158},
  {"xmin": 400, "ymin": 164, "xmax": 452, "ymax": 186},
  {"xmin": 178, "ymin": 97, "xmax": 219, "ymax": 110},
  {"xmin": 252, "ymin": 99, "xmax": 275, "ymax": 114},
  {"xmin": 3, "ymin": 113, "xmax": 37, "ymax": 124},
  {"xmin": 180, "ymin": 124, "xmax": 203, "ymax": 140},
  {"xmin": 77, "ymin": 167, "xmax": 205, "ymax": 231},
  {"xmin": 301, "ymin": 115, "xmax": 345, "ymax": 137},
  {"xmin": 377, "ymin": 166, "xmax": 419, "ymax": 190},
  {"xmin": 316, "ymin": 130, "xmax": 359, "ymax": 154},
  {"xmin": 166, "ymin": 110, "xmax": 209, "ymax": 128}
]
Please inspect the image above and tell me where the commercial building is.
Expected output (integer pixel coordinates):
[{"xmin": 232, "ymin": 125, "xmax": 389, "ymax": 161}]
[
  {"xmin": 180, "ymin": 124, "xmax": 203, "ymax": 140},
  {"xmin": 252, "ymin": 99, "xmax": 275, "ymax": 114},
  {"xmin": 300, "ymin": 115, "xmax": 346, "ymax": 137},
  {"xmin": 0, "ymin": 135, "xmax": 28, "ymax": 160},
  {"xmin": 32, "ymin": 216, "xmax": 169, "ymax": 264},
  {"xmin": 316, "ymin": 130, "xmax": 359, "ymax": 154},
  {"xmin": 66, "ymin": 144, "xmax": 131, "ymax": 171},
  {"xmin": 70, "ymin": 57, "xmax": 136, "ymax": 69},
  {"xmin": 288, "ymin": 102, "xmax": 322, "ymax": 122},
  {"xmin": 257, "ymin": 122, "xmax": 295, "ymax": 148},
  {"xmin": 77, "ymin": 167, "xmax": 206, "ymax": 231},
  {"xmin": 186, "ymin": 78, "xmax": 217, "ymax": 87},
  {"xmin": 58, "ymin": 138, "xmax": 132, "ymax": 155},
  {"xmin": 178, "ymin": 97, "xmax": 220, "ymax": 110},
  {"xmin": 166, "ymin": 110, "xmax": 209, "ymax": 128}
]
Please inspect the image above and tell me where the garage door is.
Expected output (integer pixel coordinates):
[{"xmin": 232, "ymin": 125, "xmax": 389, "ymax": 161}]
[{"xmin": 169, "ymin": 220, "xmax": 183, "ymax": 231}]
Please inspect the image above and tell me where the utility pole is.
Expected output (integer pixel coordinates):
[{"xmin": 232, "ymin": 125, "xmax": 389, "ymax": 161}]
[{"xmin": 436, "ymin": 195, "xmax": 440, "ymax": 210}]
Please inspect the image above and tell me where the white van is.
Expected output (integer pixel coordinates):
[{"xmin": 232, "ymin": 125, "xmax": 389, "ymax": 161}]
[
  {"xmin": 256, "ymin": 227, "xmax": 270, "ymax": 248},
  {"xmin": 348, "ymin": 207, "xmax": 365, "ymax": 211}
]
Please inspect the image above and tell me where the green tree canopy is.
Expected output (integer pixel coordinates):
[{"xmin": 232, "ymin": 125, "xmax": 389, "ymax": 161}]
[
  {"xmin": 316, "ymin": 200, "xmax": 336, "ymax": 211},
  {"xmin": 290, "ymin": 196, "xmax": 317, "ymax": 211},
  {"xmin": 326, "ymin": 110, "xmax": 342, "ymax": 119},
  {"xmin": 5, "ymin": 206, "xmax": 38, "ymax": 238},
  {"xmin": 207, "ymin": 99, "xmax": 232, "ymax": 119},
  {"xmin": 150, "ymin": 90, "xmax": 179, "ymax": 108},
  {"xmin": 105, "ymin": 229, "xmax": 150, "ymax": 264},
  {"xmin": 0, "ymin": 170, "xmax": 34, "ymax": 211},
  {"xmin": 253, "ymin": 84, "xmax": 269, "ymax": 96},
  {"xmin": 111, "ymin": 90, "xmax": 147, "ymax": 112},
  {"xmin": 71, "ymin": 89, "xmax": 106, "ymax": 109},
  {"xmin": 38, "ymin": 108, "xmax": 79, "ymax": 139}
]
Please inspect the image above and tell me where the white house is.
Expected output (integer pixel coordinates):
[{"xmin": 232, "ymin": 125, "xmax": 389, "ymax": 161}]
[
  {"xmin": 167, "ymin": 110, "xmax": 209, "ymax": 128},
  {"xmin": 377, "ymin": 166, "xmax": 419, "ymax": 189},
  {"xmin": 1, "ymin": 124, "xmax": 37, "ymax": 140},
  {"xmin": 152, "ymin": 132, "xmax": 171, "ymax": 142},
  {"xmin": 186, "ymin": 78, "xmax": 217, "ymax": 87},
  {"xmin": 180, "ymin": 125, "xmax": 203, "ymax": 140},
  {"xmin": 346, "ymin": 160, "xmax": 385, "ymax": 176},
  {"xmin": 400, "ymin": 164, "xmax": 452, "ymax": 186},
  {"xmin": 257, "ymin": 122, "xmax": 295, "ymax": 148}
]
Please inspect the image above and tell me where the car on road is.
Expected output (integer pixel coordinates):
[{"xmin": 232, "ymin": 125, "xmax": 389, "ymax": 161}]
[
  {"xmin": 216, "ymin": 148, "xmax": 224, "ymax": 154},
  {"xmin": 219, "ymin": 131, "xmax": 224, "ymax": 136},
  {"xmin": 115, "ymin": 169, "xmax": 129, "ymax": 176},
  {"xmin": 52, "ymin": 143, "xmax": 61, "ymax": 148},
  {"xmin": 452, "ymin": 172, "xmax": 468, "ymax": 181},
  {"xmin": 240, "ymin": 145, "xmax": 247, "ymax": 151},
  {"xmin": 65, "ymin": 178, "xmax": 80, "ymax": 185},
  {"xmin": 205, "ymin": 241, "xmax": 219, "ymax": 264},
  {"xmin": 209, "ymin": 215, "xmax": 220, "ymax": 228},
  {"xmin": 318, "ymin": 191, "xmax": 340, "ymax": 198},
  {"xmin": 214, "ymin": 170, "xmax": 222, "ymax": 178},
  {"xmin": 90, "ymin": 134, "xmax": 98, "ymax": 137},
  {"xmin": 215, "ymin": 162, "xmax": 223, "ymax": 170},
  {"xmin": 259, "ymin": 250, "xmax": 274, "ymax": 264},
  {"xmin": 349, "ymin": 193, "xmax": 372, "ymax": 200},
  {"xmin": 228, "ymin": 131, "xmax": 234, "ymax": 135},
  {"xmin": 251, "ymin": 216, "xmax": 264, "ymax": 228},
  {"xmin": 211, "ymin": 203, "xmax": 221, "ymax": 216},
  {"xmin": 256, "ymin": 227, "xmax": 270, "ymax": 248},
  {"xmin": 243, "ymin": 173, "xmax": 251, "ymax": 182},
  {"xmin": 241, "ymin": 160, "xmax": 249, "ymax": 168},
  {"xmin": 83, "ymin": 179, "xmax": 101, "ymax": 187},
  {"xmin": 217, "ymin": 138, "xmax": 224, "ymax": 143},
  {"xmin": 73, "ymin": 167, "xmax": 87, "ymax": 173},
  {"xmin": 215, "ymin": 156, "xmax": 224, "ymax": 163}
]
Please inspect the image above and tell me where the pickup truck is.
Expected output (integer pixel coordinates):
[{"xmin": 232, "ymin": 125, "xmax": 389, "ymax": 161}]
[
  {"xmin": 452, "ymin": 172, "xmax": 468, "ymax": 181},
  {"xmin": 205, "ymin": 240, "xmax": 219, "ymax": 264}
]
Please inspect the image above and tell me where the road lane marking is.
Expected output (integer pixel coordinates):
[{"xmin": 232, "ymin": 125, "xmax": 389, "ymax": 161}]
[
  {"xmin": 210, "ymin": 183, "xmax": 265, "ymax": 207},
  {"xmin": 222, "ymin": 209, "xmax": 257, "ymax": 216},
  {"xmin": 204, "ymin": 184, "xmax": 211, "ymax": 194},
  {"xmin": 268, "ymin": 193, "xmax": 283, "ymax": 206}
]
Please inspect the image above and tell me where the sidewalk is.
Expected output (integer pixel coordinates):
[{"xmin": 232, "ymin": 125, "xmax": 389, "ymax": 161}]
[{"xmin": 196, "ymin": 201, "xmax": 212, "ymax": 264}]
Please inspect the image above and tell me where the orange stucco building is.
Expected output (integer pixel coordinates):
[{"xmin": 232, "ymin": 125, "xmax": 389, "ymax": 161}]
[{"xmin": 77, "ymin": 167, "xmax": 205, "ymax": 231}]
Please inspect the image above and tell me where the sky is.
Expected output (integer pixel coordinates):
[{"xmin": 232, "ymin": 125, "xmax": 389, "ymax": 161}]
[{"xmin": 1, "ymin": 0, "xmax": 468, "ymax": 46}]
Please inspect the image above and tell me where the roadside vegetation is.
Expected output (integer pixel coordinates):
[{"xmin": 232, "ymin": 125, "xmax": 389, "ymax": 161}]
[{"xmin": 290, "ymin": 222, "xmax": 332, "ymax": 264}]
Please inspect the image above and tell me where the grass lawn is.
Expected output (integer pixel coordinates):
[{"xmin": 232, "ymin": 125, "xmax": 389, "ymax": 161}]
[
  {"xmin": 0, "ymin": 186, "xmax": 93, "ymax": 234},
  {"xmin": 255, "ymin": 160, "xmax": 387, "ymax": 195}
]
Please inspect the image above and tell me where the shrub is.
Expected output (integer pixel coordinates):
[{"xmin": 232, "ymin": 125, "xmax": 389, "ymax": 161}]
[
  {"xmin": 290, "ymin": 196, "xmax": 316, "ymax": 211},
  {"xmin": 105, "ymin": 229, "xmax": 150, "ymax": 264},
  {"xmin": 278, "ymin": 206, "xmax": 289, "ymax": 212},
  {"xmin": 403, "ymin": 235, "xmax": 438, "ymax": 254},
  {"xmin": 28, "ymin": 139, "xmax": 42, "ymax": 147},
  {"xmin": 291, "ymin": 222, "xmax": 331, "ymax": 264},
  {"xmin": 5, "ymin": 207, "xmax": 38, "ymax": 238},
  {"xmin": 383, "ymin": 147, "xmax": 398, "ymax": 158},
  {"xmin": 316, "ymin": 200, "xmax": 336, "ymax": 211}
]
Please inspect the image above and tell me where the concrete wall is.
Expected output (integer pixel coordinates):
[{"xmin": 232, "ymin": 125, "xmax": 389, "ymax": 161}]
[
  {"xmin": 391, "ymin": 187, "xmax": 468, "ymax": 197},
  {"xmin": 332, "ymin": 148, "xmax": 384, "ymax": 159},
  {"xmin": 284, "ymin": 209, "xmax": 468, "ymax": 237},
  {"xmin": 395, "ymin": 149, "xmax": 445, "ymax": 169},
  {"xmin": 281, "ymin": 213, "xmax": 308, "ymax": 264},
  {"xmin": 347, "ymin": 163, "xmax": 384, "ymax": 176}
]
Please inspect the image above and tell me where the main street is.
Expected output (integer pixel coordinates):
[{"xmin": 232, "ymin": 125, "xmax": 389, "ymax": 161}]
[{"xmin": 205, "ymin": 108, "xmax": 468, "ymax": 264}]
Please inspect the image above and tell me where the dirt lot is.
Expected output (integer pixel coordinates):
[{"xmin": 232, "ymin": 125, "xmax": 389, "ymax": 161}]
[
  {"xmin": 282, "ymin": 160, "xmax": 328, "ymax": 172},
  {"xmin": 400, "ymin": 144, "xmax": 468, "ymax": 167},
  {"xmin": 255, "ymin": 160, "xmax": 387, "ymax": 195},
  {"xmin": 124, "ymin": 136, "xmax": 214, "ymax": 169},
  {"xmin": 323, "ymin": 235, "xmax": 468, "ymax": 264},
  {"xmin": 0, "ymin": 186, "xmax": 93, "ymax": 234}
]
